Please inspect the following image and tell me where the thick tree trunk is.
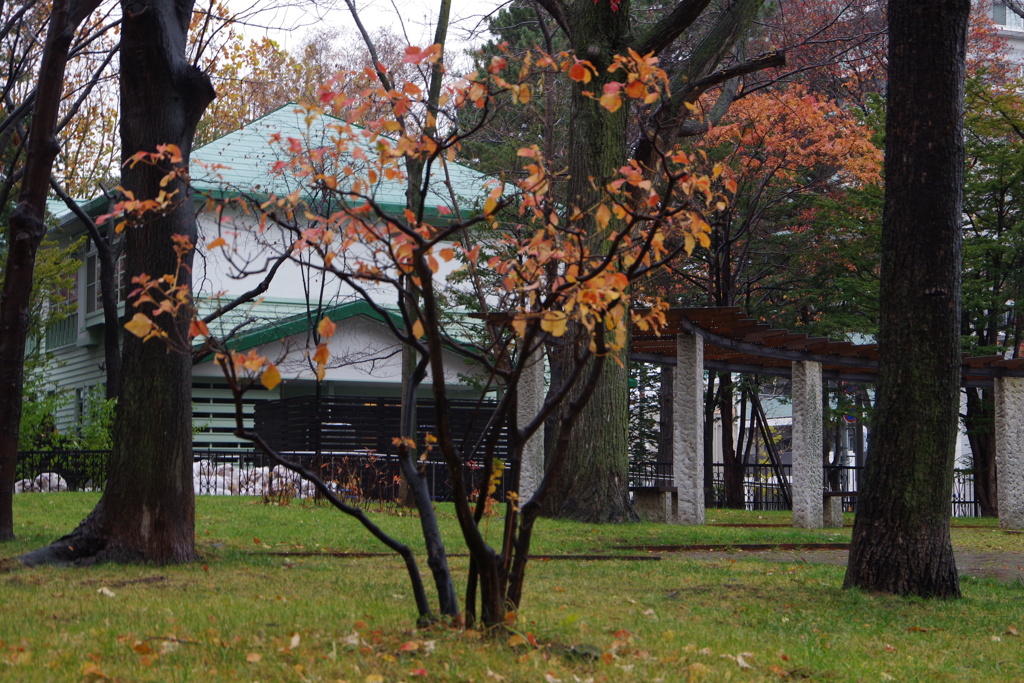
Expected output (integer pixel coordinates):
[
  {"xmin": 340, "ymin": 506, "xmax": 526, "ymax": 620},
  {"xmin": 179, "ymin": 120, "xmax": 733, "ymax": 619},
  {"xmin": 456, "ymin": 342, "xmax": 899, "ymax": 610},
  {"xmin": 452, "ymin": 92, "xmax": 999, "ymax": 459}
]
[
  {"xmin": 539, "ymin": 2, "xmax": 636, "ymax": 523},
  {"xmin": 844, "ymin": 0, "xmax": 968, "ymax": 598},
  {"xmin": 0, "ymin": 0, "xmax": 100, "ymax": 542},
  {"xmin": 21, "ymin": 0, "xmax": 214, "ymax": 565},
  {"xmin": 964, "ymin": 387, "xmax": 998, "ymax": 517}
]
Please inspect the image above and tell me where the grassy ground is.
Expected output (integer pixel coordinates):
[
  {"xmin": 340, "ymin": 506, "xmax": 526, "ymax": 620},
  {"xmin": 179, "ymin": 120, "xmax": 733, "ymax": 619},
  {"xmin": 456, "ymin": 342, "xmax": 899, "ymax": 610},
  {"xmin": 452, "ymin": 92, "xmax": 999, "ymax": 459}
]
[{"xmin": 1, "ymin": 494, "xmax": 1023, "ymax": 682}]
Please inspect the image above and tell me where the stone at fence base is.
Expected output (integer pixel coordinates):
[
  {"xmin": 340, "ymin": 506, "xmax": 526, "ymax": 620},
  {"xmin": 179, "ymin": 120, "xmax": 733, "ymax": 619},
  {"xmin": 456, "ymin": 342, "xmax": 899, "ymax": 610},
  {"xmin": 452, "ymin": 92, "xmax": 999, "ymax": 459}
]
[
  {"xmin": 632, "ymin": 488, "xmax": 675, "ymax": 523},
  {"xmin": 34, "ymin": 472, "xmax": 68, "ymax": 492},
  {"xmin": 823, "ymin": 496, "xmax": 843, "ymax": 528}
]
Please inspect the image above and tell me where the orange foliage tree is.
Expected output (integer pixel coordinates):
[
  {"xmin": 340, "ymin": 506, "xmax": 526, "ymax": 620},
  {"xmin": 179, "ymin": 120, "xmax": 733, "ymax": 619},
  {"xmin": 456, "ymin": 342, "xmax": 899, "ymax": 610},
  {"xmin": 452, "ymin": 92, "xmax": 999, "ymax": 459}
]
[{"xmin": 111, "ymin": 48, "xmax": 731, "ymax": 627}]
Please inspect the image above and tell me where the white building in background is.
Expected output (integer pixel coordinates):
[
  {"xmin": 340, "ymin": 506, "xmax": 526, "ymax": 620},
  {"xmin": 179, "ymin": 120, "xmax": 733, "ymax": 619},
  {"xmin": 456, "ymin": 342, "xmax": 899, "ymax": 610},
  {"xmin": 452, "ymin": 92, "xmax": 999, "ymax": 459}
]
[
  {"xmin": 991, "ymin": 1, "xmax": 1024, "ymax": 64},
  {"xmin": 42, "ymin": 104, "xmax": 492, "ymax": 451}
]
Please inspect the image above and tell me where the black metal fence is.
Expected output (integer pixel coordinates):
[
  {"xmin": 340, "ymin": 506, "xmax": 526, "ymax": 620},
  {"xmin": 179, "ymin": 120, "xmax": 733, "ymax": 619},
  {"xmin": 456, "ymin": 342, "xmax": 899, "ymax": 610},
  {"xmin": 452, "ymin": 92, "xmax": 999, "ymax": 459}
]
[
  {"xmin": 630, "ymin": 460, "xmax": 981, "ymax": 517},
  {"xmin": 253, "ymin": 395, "xmax": 508, "ymax": 461},
  {"xmin": 15, "ymin": 448, "xmax": 509, "ymax": 504},
  {"xmin": 16, "ymin": 450, "xmax": 108, "ymax": 491}
]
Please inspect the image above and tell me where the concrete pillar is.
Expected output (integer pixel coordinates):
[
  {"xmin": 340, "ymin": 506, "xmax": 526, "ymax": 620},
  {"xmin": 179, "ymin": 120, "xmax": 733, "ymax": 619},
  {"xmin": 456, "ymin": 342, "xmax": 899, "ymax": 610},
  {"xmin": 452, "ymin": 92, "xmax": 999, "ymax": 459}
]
[
  {"xmin": 995, "ymin": 376, "xmax": 1024, "ymax": 529},
  {"xmin": 672, "ymin": 332, "xmax": 705, "ymax": 524},
  {"xmin": 516, "ymin": 353, "xmax": 545, "ymax": 502},
  {"xmin": 791, "ymin": 361, "xmax": 823, "ymax": 528},
  {"xmin": 824, "ymin": 496, "xmax": 844, "ymax": 528}
]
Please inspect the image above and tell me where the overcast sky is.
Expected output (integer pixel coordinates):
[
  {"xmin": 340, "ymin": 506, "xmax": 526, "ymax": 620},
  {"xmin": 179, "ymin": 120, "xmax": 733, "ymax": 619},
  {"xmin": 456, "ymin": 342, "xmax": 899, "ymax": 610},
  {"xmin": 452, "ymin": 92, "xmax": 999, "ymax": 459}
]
[{"xmin": 228, "ymin": 0, "xmax": 507, "ymax": 56}]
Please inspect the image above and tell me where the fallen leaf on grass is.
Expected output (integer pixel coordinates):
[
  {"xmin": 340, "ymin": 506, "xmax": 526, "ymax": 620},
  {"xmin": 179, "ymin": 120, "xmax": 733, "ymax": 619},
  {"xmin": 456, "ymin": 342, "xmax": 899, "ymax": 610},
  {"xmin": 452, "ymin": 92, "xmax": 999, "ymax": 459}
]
[
  {"xmin": 81, "ymin": 662, "xmax": 109, "ymax": 681},
  {"xmin": 1006, "ymin": 625, "xmax": 1020, "ymax": 637},
  {"xmin": 97, "ymin": 587, "xmax": 115, "ymax": 598},
  {"xmin": 883, "ymin": 644, "xmax": 896, "ymax": 652},
  {"xmin": 721, "ymin": 652, "xmax": 754, "ymax": 669},
  {"xmin": 400, "ymin": 641, "xmax": 419, "ymax": 652},
  {"xmin": 508, "ymin": 634, "xmax": 527, "ymax": 647},
  {"xmin": 289, "ymin": 632, "xmax": 301, "ymax": 649},
  {"xmin": 686, "ymin": 662, "xmax": 712, "ymax": 680},
  {"xmin": 246, "ymin": 652, "xmax": 262, "ymax": 663}
]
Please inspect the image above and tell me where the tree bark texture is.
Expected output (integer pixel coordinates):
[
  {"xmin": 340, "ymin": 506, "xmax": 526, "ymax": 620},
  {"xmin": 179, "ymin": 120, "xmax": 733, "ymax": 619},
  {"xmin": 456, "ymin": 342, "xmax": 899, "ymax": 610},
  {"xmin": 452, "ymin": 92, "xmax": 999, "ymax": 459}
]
[
  {"xmin": 538, "ymin": 0, "xmax": 637, "ymax": 523},
  {"xmin": 0, "ymin": 0, "xmax": 100, "ymax": 541},
  {"xmin": 21, "ymin": 0, "xmax": 215, "ymax": 565},
  {"xmin": 843, "ymin": 0, "xmax": 968, "ymax": 598}
]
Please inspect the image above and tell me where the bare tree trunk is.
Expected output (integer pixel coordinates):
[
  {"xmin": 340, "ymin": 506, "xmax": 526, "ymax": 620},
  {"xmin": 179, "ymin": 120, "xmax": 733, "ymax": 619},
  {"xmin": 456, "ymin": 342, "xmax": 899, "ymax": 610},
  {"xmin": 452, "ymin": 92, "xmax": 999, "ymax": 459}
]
[
  {"xmin": 0, "ymin": 0, "xmax": 101, "ymax": 542},
  {"xmin": 844, "ymin": 0, "xmax": 968, "ymax": 598}
]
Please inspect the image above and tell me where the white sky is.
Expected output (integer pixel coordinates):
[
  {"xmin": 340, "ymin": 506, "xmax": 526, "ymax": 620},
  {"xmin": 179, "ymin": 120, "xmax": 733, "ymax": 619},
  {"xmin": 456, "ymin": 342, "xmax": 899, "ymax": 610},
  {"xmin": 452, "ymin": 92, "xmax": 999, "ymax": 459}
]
[{"xmin": 228, "ymin": 0, "xmax": 507, "ymax": 58}]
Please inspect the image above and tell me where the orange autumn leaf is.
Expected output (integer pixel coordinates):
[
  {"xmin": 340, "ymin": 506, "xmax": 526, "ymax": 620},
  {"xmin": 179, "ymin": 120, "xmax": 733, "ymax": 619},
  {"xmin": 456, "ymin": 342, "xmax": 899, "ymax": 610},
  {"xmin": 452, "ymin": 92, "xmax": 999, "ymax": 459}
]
[
  {"xmin": 313, "ymin": 344, "xmax": 330, "ymax": 365},
  {"xmin": 600, "ymin": 92, "xmax": 622, "ymax": 113},
  {"xmin": 568, "ymin": 61, "xmax": 592, "ymax": 83},
  {"xmin": 317, "ymin": 316, "xmax": 337, "ymax": 339}
]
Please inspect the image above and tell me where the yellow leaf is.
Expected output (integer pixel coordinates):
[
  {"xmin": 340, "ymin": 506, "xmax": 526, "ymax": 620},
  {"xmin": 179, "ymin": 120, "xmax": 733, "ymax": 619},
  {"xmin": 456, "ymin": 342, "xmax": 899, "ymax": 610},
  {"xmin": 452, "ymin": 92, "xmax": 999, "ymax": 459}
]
[
  {"xmin": 206, "ymin": 237, "xmax": 227, "ymax": 251},
  {"xmin": 599, "ymin": 92, "xmax": 622, "ymax": 113},
  {"xmin": 539, "ymin": 311, "xmax": 568, "ymax": 337},
  {"xmin": 412, "ymin": 319, "xmax": 425, "ymax": 339},
  {"xmin": 124, "ymin": 313, "xmax": 153, "ymax": 338},
  {"xmin": 517, "ymin": 83, "xmax": 532, "ymax": 104},
  {"xmin": 595, "ymin": 203, "xmax": 612, "ymax": 230},
  {"xmin": 508, "ymin": 634, "xmax": 527, "ymax": 647},
  {"xmin": 246, "ymin": 652, "xmax": 262, "ymax": 663},
  {"xmin": 511, "ymin": 318, "xmax": 527, "ymax": 338},
  {"xmin": 261, "ymin": 364, "xmax": 282, "ymax": 391}
]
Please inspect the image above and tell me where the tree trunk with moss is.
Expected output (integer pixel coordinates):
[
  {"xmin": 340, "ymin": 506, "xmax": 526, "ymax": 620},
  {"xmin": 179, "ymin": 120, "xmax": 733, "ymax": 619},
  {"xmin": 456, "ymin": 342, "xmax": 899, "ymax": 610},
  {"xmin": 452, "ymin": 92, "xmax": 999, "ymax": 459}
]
[{"xmin": 843, "ymin": 0, "xmax": 968, "ymax": 598}]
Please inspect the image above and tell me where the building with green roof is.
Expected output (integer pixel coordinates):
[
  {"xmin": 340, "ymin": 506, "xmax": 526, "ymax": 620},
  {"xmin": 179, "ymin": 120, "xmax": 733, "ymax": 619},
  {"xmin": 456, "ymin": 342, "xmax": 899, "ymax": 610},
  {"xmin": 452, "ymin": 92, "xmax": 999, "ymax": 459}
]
[{"xmin": 41, "ymin": 104, "xmax": 492, "ymax": 450}]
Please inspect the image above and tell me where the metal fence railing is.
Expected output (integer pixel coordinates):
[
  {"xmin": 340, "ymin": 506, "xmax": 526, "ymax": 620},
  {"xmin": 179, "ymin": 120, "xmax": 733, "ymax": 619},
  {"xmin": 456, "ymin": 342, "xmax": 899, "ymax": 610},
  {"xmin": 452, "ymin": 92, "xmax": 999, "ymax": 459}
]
[
  {"xmin": 629, "ymin": 461, "xmax": 981, "ymax": 517},
  {"xmin": 15, "ymin": 448, "xmax": 510, "ymax": 504},
  {"xmin": 16, "ymin": 449, "xmax": 981, "ymax": 516}
]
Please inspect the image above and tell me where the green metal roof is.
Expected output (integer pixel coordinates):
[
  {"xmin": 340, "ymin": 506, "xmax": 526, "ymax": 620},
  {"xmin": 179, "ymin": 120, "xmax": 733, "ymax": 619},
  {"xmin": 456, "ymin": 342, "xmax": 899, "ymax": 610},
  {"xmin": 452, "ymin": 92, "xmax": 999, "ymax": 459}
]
[
  {"xmin": 210, "ymin": 299, "xmax": 401, "ymax": 356},
  {"xmin": 190, "ymin": 104, "xmax": 494, "ymax": 222},
  {"xmin": 198, "ymin": 298, "xmax": 479, "ymax": 361}
]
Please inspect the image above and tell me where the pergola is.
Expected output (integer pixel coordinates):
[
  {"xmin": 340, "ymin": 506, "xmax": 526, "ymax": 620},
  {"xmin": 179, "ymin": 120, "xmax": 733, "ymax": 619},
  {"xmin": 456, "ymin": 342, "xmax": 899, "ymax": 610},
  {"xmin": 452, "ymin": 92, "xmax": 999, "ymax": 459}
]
[{"xmin": 514, "ymin": 307, "xmax": 1024, "ymax": 529}]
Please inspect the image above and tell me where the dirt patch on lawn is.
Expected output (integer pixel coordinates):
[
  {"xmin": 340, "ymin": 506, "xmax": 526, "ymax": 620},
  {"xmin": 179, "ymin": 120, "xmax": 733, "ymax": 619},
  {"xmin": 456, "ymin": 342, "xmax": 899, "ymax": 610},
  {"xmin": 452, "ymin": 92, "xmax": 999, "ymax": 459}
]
[{"xmin": 666, "ymin": 548, "xmax": 1024, "ymax": 582}]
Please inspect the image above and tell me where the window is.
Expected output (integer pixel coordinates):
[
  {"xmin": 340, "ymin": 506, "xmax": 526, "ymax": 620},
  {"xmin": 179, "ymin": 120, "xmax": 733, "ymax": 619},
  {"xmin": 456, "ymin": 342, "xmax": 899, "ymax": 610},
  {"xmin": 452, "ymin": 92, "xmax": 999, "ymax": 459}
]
[
  {"xmin": 44, "ymin": 274, "xmax": 79, "ymax": 349},
  {"xmin": 994, "ymin": 2, "xmax": 1024, "ymax": 29},
  {"xmin": 85, "ymin": 248, "xmax": 125, "ymax": 316}
]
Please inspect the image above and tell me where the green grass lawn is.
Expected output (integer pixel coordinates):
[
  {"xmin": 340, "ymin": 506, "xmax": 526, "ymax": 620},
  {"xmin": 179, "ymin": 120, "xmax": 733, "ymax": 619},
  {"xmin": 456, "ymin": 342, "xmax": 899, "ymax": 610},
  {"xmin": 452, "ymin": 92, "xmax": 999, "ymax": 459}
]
[{"xmin": 2, "ymin": 494, "xmax": 1023, "ymax": 681}]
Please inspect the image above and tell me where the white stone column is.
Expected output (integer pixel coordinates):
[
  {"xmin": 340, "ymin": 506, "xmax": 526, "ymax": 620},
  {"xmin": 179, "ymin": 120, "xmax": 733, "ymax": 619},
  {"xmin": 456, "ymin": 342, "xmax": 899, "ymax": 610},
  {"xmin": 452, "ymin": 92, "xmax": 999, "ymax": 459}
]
[
  {"xmin": 672, "ymin": 332, "xmax": 705, "ymax": 525},
  {"xmin": 791, "ymin": 361, "xmax": 823, "ymax": 528},
  {"xmin": 517, "ymin": 353, "xmax": 546, "ymax": 502},
  {"xmin": 995, "ymin": 376, "xmax": 1024, "ymax": 529}
]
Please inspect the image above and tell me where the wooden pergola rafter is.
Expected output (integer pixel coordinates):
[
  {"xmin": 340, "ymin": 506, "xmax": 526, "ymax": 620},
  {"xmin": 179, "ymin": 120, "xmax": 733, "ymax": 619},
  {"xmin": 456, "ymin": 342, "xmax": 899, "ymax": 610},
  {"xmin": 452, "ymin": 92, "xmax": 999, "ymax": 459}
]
[{"xmin": 630, "ymin": 307, "xmax": 1024, "ymax": 387}]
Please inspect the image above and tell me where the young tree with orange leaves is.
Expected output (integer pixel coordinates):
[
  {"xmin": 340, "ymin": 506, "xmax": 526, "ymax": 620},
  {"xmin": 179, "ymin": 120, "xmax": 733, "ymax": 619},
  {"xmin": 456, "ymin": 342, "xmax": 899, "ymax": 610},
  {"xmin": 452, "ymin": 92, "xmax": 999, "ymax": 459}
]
[{"xmin": 79, "ymin": 46, "xmax": 731, "ymax": 626}]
